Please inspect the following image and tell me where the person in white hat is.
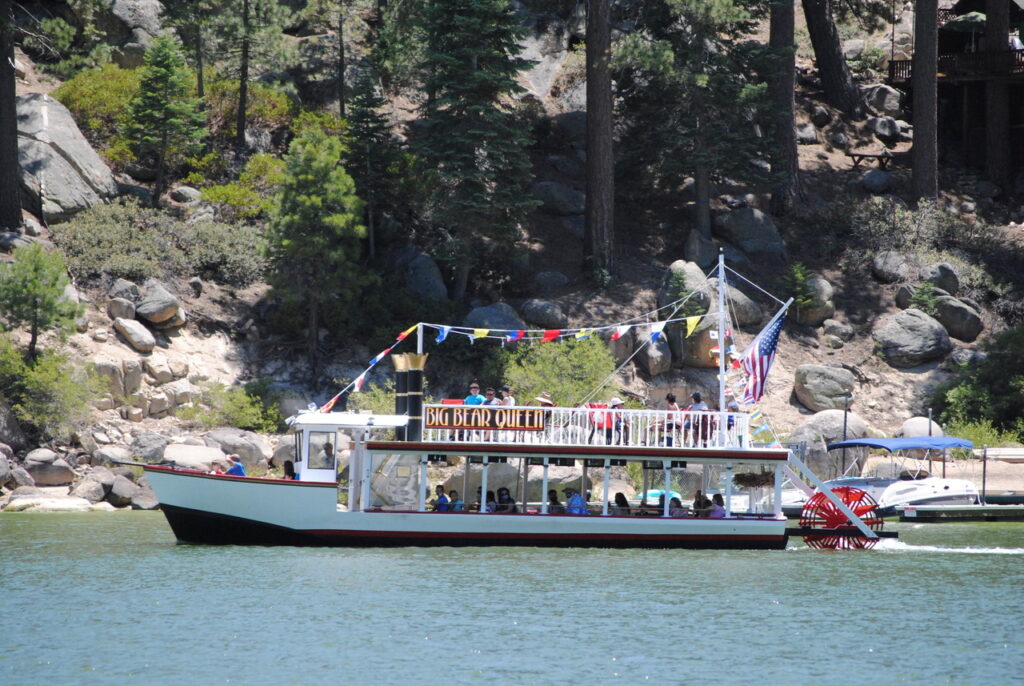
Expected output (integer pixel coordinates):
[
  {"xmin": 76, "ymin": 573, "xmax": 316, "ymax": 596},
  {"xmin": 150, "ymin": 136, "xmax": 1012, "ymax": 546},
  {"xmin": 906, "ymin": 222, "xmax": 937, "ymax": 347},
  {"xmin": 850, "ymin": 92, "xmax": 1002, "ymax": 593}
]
[{"xmin": 607, "ymin": 397, "xmax": 628, "ymax": 445}]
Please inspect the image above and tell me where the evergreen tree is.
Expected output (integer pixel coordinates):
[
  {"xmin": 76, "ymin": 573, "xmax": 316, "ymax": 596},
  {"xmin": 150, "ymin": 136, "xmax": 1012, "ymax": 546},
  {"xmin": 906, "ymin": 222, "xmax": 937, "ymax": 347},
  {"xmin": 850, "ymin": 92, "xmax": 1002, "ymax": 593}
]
[
  {"xmin": 616, "ymin": 0, "xmax": 772, "ymax": 238},
  {"xmin": 801, "ymin": 0, "xmax": 864, "ymax": 117},
  {"xmin": 0, "ymin": 244, "xmax": 80, "ymax": 364},
  {"xmin": 304, "ymin": 0, "xmax": 373, "ymax": 116},
  {"xmin": 0, "ymin": 0, "xmax": 19, "ymax": 230},
  {"xmin": 126, "ymin": 36, "xmax": 206, "ymax": 205},
  {"xmin": 911, "ymin": 0, "xmax": 937, "ymax": 199},
  {"xmin": 216, "ymin": 0, "xmax": 293, "ymax": 154},
  {"xmin": 414, "ymin": 0, "xmax": 536, "ymax": 301},
  {"xmin": 165, "ymin": 0, "xmax": 224, "ymax": 103},
  {"xmin": 346, "ymin": 68, "xmax": 400, "ymax": 259},
  {"xmin": 768, "ymin": 0, "xmax": 801, "ymax": 215},
  {"xmin": 585, "ymin": 0, "xmax": 615, "ymax": 273},
  {"xmin": 370, "ymin": 0, "xmax": 427, "ymax": 93},
  {"xmin": 267, "ymin": 127, "xmax": 367, "ymax": 375}
]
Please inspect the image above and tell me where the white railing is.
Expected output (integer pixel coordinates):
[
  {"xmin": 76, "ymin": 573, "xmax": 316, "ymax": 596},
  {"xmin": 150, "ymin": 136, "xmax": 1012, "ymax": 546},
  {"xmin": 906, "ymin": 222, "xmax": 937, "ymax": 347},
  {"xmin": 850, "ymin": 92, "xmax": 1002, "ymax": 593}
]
[{"xmin": 421, "ymin": 405, "xmax": 750, "ymax": 450}]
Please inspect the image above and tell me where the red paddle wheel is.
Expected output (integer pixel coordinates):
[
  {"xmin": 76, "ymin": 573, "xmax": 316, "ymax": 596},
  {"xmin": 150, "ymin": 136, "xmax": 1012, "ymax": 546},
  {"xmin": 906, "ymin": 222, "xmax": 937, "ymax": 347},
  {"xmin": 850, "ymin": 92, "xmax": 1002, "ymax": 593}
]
[{"xmin": 799, "ymin": 486, "xmax": 885, "ymax": 550}]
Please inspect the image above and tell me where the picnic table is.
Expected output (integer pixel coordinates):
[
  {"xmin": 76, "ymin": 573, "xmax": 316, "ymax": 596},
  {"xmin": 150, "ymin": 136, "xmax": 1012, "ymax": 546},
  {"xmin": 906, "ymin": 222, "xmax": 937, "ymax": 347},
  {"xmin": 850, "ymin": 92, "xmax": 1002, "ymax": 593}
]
[{"xmin": 846, "ymin": 150, "xmax": 893, "ymax": 170}]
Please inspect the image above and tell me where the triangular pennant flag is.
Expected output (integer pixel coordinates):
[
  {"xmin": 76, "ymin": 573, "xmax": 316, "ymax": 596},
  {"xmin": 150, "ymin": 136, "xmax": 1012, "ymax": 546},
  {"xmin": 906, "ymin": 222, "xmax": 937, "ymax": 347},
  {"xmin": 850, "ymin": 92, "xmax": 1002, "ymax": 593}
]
[
  {"xmin": 396, "ymin": 323, "xmax": 418, "ymax": 341},
  {"xmin": 749, "ymin": 409, "xmax": 764, "ymax": 422},
  {"xmin": 709, "ymin": 330, "xmax": 719, "ymax": 340},
  {"xmin": 710, "ymin": 346, "xmax": 721, "ymax": 356},
  {"xmin": 753, "ymin": 423, "xmax": 771, "ymax": 434},
  {"xmin": 507, "ymin": 330, "xmax": 524, "ymax": 342},
  {"xmin": 685, "ymin": 316, "xmax": 701, "ymax": 337},
  {"xmin": 353, "ymin": 371, "xmax": 367, "ymax": 392},
  {"xmin": 725, "ymin": 329, "xmax": 733, "ymax": 338},
  {"xmin": 473, "ymin": 329, "xmax": 489, "ymax": 341},
  {"xmin": 731, "ymin": 359, "xmax": 742, "ymax": 369},
  {"xmin": 575, "ymin": 328, "xmax": 593, "ymax": 340},
  {"xmin": 650, "ymin": 321, "xmax": 667, "ymax": 343},
  {"xmin": 768, "ymin": 441, "xmax": 782, "ymax": 448},
  {"xmin": 542, "ymin": 329, "xmax": 561, "ymax": 343},
  {"xmin": 435, "ymin": 326, "xmax": 451, "ymax": 344},
  {"xmin": 368, "ymin": 347, "xmax": 392, "ymax": 366},
  {"xmin": 321, "ymin": 392, "xmax": 342, "ymax": 413},
  {"xmin": 610, "ymin": 325, "xmax": 631, "ymax": 341}
]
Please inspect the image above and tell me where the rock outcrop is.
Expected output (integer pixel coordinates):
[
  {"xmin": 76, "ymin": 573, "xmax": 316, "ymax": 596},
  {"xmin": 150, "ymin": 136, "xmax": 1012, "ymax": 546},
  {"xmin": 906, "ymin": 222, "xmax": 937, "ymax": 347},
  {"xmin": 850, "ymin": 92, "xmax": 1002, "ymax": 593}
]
[
  {"xmin": 17, "ymin": 94, "xmax": 118, "ymax": 222},
  {"xmin": 793, "ymin": 365, "xmax": 855, "ymax": 412},
  {"xmin": 873, "ymin": 309, "xmax": 953, "ymax": 368}
]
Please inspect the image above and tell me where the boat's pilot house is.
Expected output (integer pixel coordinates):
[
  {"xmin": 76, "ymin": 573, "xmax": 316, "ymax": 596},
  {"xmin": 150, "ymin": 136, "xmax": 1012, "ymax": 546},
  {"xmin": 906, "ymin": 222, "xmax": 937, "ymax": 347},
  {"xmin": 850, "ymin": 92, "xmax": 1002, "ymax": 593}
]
[{"xmin": 290, "ymin": 412, "xmax": 409, "ymax": 483}]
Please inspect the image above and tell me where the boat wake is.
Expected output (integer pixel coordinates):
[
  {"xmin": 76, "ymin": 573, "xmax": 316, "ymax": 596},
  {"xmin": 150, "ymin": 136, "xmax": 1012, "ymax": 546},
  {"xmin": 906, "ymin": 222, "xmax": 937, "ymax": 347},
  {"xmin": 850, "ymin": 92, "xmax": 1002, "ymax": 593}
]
[{"xmin": 873, "ymin": 539, "xmax": 1024, "ymax": 554}]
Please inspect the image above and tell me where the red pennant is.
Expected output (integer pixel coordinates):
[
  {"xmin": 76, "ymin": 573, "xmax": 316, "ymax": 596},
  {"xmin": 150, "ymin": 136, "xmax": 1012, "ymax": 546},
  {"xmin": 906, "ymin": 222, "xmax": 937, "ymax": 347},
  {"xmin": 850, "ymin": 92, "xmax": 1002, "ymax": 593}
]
[{"xmin": 542, "ymin": 329, "xmax": 561, "ymax": 342}]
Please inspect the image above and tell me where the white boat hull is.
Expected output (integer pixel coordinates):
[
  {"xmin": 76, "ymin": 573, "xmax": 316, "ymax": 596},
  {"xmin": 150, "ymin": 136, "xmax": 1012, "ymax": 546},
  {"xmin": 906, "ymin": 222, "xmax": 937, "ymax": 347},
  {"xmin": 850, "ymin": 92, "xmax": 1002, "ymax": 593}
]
[{"xmin": 146, "ymin": 467, "xmax": 789, "ymax": 550}]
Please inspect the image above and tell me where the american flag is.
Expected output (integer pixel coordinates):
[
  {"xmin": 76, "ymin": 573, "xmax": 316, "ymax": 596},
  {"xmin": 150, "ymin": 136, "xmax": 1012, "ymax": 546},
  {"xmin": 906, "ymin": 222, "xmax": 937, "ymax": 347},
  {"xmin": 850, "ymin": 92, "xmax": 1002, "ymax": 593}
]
[{"xmin": 741, "ymin": 313, "xmax": 786, "ymax": 404}]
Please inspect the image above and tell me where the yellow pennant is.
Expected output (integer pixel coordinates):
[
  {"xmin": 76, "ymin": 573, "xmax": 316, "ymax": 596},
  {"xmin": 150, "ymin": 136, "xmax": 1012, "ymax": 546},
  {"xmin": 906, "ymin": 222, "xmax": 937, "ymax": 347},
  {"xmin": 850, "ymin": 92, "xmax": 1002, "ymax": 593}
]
[
  {"xmin": 473, "ymin": 329, "xmax": 489, "ymax": 339},
  {"xmin": 685, "ymin": 316, "xmax": 701, "ymax": 337}
]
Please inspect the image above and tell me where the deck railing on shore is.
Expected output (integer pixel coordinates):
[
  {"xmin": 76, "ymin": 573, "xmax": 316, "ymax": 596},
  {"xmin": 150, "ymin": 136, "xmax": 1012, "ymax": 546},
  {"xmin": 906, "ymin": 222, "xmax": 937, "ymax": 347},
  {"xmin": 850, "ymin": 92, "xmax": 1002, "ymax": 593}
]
[
  {"xmin": 421, "ymin": 405, "xmax": 751, "ymax": 450},
  {"xmin": 889, "ymin": 49, "xmax": 1024, "ymax": 82}
]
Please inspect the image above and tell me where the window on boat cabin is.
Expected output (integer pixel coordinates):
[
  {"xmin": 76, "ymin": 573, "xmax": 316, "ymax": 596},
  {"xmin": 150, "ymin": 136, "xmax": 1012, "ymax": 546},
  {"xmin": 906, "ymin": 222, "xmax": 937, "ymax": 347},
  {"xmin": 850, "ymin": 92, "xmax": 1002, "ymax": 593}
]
[{"xmin": 307, "ymin": 431, "xmax": 338, "ymax": 470}]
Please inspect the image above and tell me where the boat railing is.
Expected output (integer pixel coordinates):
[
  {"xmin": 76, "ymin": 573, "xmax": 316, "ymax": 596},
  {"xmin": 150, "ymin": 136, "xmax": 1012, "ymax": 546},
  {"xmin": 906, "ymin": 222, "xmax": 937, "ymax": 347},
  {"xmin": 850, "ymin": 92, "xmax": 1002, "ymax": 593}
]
[{"xmin": 421, "ymin": 405, "xmax": 750, "ymax": 450}]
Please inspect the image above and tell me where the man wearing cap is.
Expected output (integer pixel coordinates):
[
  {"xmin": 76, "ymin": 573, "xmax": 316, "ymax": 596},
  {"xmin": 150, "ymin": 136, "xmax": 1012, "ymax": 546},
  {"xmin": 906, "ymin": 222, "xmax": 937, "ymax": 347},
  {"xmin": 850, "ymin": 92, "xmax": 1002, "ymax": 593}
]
[
  {"xmin": 565, "ymin": 487, "xmax": 588, "ymax": 515},
  {"xmin": 224, "ymin": 454, "xmax": 246, "ymax": 477}
]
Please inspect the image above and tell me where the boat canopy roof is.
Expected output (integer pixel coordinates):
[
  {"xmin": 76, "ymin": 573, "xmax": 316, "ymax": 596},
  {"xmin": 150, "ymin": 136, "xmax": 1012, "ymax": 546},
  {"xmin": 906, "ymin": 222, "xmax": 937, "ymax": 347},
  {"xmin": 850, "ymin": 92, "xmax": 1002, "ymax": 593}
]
[
  {"xmin": 827, "ymin": 436, "xmax": 973, "ymax": 452},
  {"xmin": 289, "ymin": 411, "xmax": 409, "ymax": 431}
]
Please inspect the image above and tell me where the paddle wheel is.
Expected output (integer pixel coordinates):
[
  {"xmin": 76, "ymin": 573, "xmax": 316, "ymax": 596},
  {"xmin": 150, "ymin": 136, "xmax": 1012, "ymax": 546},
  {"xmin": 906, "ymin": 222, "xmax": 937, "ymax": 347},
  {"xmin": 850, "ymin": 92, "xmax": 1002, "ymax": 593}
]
[{"xmin": 799, "ymin": 486, "xmax": 885, "ymax": 550}]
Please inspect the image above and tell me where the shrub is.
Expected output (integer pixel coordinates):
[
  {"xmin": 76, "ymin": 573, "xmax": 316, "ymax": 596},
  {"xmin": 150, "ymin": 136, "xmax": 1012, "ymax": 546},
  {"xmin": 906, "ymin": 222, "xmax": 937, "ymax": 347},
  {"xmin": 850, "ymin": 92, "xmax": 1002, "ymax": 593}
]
[
  {"xmin": 909, "ymin": 281, "xmax": 940, "ymax": 317},
  {"xmin": 50, "ymin": 201, "xmax": 266, "ymax": 286},
  {"xmin": 496, "ymin": 336, "xmax": 618, "ymax": 408},
  {"xmin": 202, "ymin": 153, "xmax": 287, "ymax": 220},
  {"xmin": 52, "ymin": 63, "xmax": 140, "ymax": 152},
  {"xmin": 782, "ymin": 262, "xmax": 815, "ymax": 316},
  {"xmin": 0, "ymin": 337, "xmax": 100, "ymax": 441},
  {"xmin": 0, "ymin": 244, "xmax": 81, "ymax": 362},
  {"xmin": 944, "ymin": 419, "xmax": 1022, "ymax": 454},
  {"xmin": 205, "ymin": 79, "xmax": 296, "ymax": 142},
  {"xmin": 178, "ymin": 381, "xmax": 280, "ymax": 433},
  {"xmin": 932, "ymin": 325, "xmax": 1024, "ymax": 440}
]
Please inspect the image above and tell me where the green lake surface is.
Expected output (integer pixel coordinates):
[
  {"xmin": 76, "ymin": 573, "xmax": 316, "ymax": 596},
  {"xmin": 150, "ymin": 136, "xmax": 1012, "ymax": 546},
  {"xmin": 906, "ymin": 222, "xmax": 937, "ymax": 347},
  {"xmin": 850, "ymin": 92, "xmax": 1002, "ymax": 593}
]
[{"xmin": 1, "ymin": 512, "xmax": 1022, "ymax": 685}]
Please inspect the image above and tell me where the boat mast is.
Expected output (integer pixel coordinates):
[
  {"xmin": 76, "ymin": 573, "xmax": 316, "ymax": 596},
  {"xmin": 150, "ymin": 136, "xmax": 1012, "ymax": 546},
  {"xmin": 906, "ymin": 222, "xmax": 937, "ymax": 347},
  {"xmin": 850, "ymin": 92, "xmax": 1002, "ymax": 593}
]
[{"xmin": 716, "ymin": 251, "xmax": 728, "ymax": 434}]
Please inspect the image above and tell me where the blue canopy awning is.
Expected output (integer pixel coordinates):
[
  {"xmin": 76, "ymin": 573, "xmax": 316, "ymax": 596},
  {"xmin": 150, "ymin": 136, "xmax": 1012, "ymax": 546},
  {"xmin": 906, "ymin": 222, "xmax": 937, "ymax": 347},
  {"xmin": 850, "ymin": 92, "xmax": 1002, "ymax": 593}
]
[{"xmin": 826, "ymin": 436, "xmax": 974, "ymax": 452}]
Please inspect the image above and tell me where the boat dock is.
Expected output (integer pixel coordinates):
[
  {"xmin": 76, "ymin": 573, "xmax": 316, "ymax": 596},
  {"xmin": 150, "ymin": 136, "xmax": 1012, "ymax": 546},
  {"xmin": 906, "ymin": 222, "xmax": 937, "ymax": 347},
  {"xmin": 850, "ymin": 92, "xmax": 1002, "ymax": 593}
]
[{"xmin": 899, "ymin": 504, "xmax": 1024, "ymax": 522}]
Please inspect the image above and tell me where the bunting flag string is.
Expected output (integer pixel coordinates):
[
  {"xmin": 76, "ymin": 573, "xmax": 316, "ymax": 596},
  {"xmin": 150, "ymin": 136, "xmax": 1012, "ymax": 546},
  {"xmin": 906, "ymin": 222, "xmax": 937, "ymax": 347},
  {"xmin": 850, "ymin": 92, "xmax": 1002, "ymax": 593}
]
[
  {"xmin": 542, "ymin": 329, "xmax": 561, "ymax": 343},
  {"xmin": 685, "ymin": 316, "xmax": 701, "ymax": 337},
  {"xmin": 435, "ymin": 326, "xmax": 451, "ymax": 343},
  {"xmin": 396, "ymin": 323, "xmax": 418, "ymax": 341},
  {"xmin": 649, "ymin": 321, "xmax": 666, "ymax": 343},
  {"xmin": 507, "ymin": 330, "xmax": 524, "ymax": 342}
]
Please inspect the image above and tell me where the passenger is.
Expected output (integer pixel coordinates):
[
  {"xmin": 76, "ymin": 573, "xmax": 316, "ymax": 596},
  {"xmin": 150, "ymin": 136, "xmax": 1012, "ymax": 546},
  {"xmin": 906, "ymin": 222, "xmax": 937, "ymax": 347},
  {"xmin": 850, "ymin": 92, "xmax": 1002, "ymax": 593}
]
[
  {"xmin": 547, "ymin": 489, "xmax": 566, "ymax": 514},
  {"xmin": 464, "ymin": 382, "xmax": 485, "ymax": 405},
  {"xmin": 611, "ymin": 492, "xmax": 631, "ymax": 515},
  {"xmin": 472, "ymin": 486, "xmax": 484, "ymax": 511},
  {"xmin": 224, "ymin": 454, "xmax": 246, "ymax": 477},
  {"xmin": 669, "ymin": 497, "xmax": 688, "ymax": 517},
  {"xmin": 485, "ymin": 490, "xmax": 498, "ymax": 513},
  {"xmin": 431, "ymin": 485, "xmax": 450, "ymax": 512},
  {"xmin": 534, "ymin": 392, "xmax": 555, "ymax": 407},
  {"xmin": 500, "ymin": 385, "xmax": 516, "ymax": 406},
  {"xmin": 495, "ymin": 487, "xmax": 518, "ymax": 513},
  {"xmin": 709, "ymin": 493, "xmax": 726, "ymax": 518},
  {"xmin": 310, "ymin": 442, "xmax": 336, "ymax": 470},
  {"xmin": 606, "ymin": 397, "xmax": 629, "ymax": 445},
  {"xmin": 448, "ymin": 490, "xmax": 464, "ymax": 511},
  {"xmin": 283, "ymin": 460, "xmax": 297, "ymax": 480},
  {"xmin": 691, "ymin": 490, "xmax": 712, "ymax": 517},
  {"xmin": 663, "ymin": 392, "xmax": 681, "ymax": 446},
  {"xmin": 565, "ymin": 487, "xmax": 589, "ymax": 515},
  {"xmin": 483, "ymin": 387, "xmax": 501, "ymax": 406}
]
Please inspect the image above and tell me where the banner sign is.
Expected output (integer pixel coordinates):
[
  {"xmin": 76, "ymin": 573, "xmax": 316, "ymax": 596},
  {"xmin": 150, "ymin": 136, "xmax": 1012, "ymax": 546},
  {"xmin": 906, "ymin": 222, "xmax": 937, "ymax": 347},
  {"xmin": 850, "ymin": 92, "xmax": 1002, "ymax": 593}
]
[{"xmin": 425, "ymin": 406, "xmax": 547, "ymax": 432}]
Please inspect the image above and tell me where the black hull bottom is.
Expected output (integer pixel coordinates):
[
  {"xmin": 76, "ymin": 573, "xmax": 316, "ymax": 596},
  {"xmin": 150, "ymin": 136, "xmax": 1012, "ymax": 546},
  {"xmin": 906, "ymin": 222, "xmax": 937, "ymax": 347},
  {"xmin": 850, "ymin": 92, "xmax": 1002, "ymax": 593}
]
[{"xmin": 160, "ymin": 505, "xmax": 789, "ymax": 550}]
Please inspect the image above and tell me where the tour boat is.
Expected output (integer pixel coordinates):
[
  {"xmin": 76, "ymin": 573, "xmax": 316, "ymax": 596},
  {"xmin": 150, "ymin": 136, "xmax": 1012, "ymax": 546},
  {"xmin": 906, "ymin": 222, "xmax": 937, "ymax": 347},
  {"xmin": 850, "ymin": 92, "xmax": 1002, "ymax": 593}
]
[{"xmin": 145, "ymin": 257, "xmax": 886, "ymax": 550}]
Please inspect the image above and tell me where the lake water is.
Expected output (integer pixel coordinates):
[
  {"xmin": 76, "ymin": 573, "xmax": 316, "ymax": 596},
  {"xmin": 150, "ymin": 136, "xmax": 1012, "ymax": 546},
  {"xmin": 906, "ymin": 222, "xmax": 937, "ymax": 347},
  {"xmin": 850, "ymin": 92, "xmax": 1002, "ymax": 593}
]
[{"xmin": 1, "ymin": 512, "xmax": 1022, "ymax": 686}]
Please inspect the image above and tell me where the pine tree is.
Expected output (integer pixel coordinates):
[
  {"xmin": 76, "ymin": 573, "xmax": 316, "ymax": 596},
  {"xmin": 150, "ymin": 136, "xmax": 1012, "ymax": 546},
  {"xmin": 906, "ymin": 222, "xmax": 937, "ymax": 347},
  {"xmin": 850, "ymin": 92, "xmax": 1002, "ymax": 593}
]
[
  {"xmin": 0, "ymin": 244, "xmax": 80, "ymax": 364},
  {"xmin": 414, "ymin": 0, "xmax": 536, "ymax": 301},
  {"xmin": 911, "ymin": 0, "xmax": 937, "ymax": 199},
  {"xmin": 125, "ymin": 36, "xmax": 206, "ymax": 205},
  {"xmin": 165, "ymin": 0, "xmax": 224, "ymax": 103},
  {"xmin": 267, "ymin": 127, "xmax": 367, "ymax": 375},
  {"xmin": 346, "ymin": 68, "xmax": 399, "ymax": 259},
  {"xmin": 768, "ymin": 0, "xmax": 802, "ymax": 215},
  {"xmin": 616, "ymin": 0, "xmax": 773, "ymax": 238},
  {"xmin": 801, "ymin": 0, "xmax": 865, "ymax": 117},
  {"xmin": 216, "ymin": 0, "xmax": 293, "ymax": 154},
  {"xmin": 585, "ymin": 0, "xmax": 614, "ymax": 273}
]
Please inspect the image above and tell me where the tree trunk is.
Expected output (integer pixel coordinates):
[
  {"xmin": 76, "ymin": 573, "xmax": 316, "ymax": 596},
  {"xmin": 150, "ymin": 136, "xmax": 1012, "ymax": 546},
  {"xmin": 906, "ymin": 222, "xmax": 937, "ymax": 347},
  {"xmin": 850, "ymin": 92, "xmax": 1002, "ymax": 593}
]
[
  {"xmin": 801, "ymin": 0, "xmax": 864, "ymax": 117},
  {"xmin": 769, "ymin": 0, "xmax": 802, "ymax": 216},
  {"xmin": 0, "ymin": 0, "xmax": 22, "ymax": 230},
  {"xmin": 235, "ymin": 0, "xmax": 250, "ymax": 154},
  {"xmin": 985, "ymin": 0, "xmax": 1010, "ymax": 186},
  {"xmin": 154, "ymin": 128, "xmax": 169, "ymax": 207},
  {"xmin": 451, "ymin": 260, "xmax": 469, "ymax": 302},
  {"xmin": 584, "ymin": 0, "xmax": 614, "ymax": 272},
  {"xmin": 911, "ymin": 0, "xmax": 938, "ymax": 200},
  {"xmin": 694, "ymin": 163, "xmax": 711, "ymax": 239},
  {"xmin": 196, "ymin": 31, "xmax": 205, "ymax": 103},
  {"xmin": 337, "ymin": 6, "xmax": 346, "ymax": 117},
  {"xmin": 307, "ymin": 292, "xmax": 320, "ymax": 378}
]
